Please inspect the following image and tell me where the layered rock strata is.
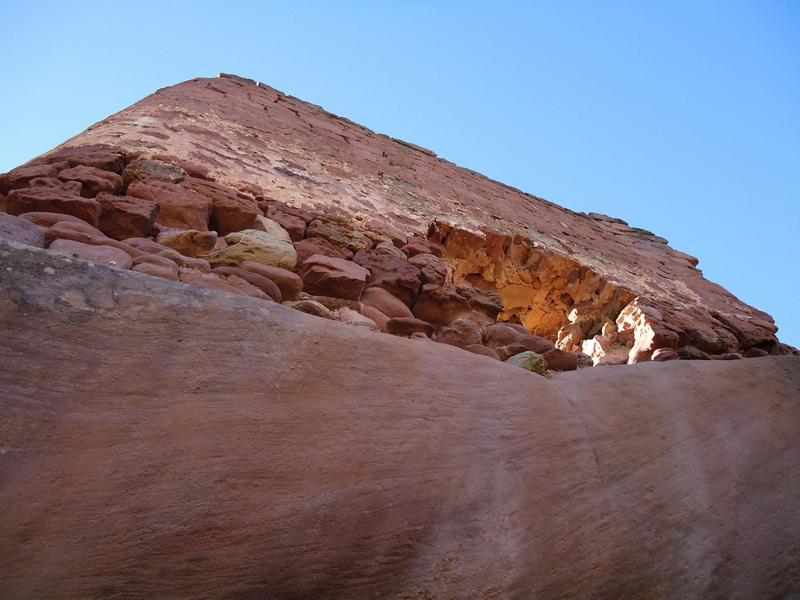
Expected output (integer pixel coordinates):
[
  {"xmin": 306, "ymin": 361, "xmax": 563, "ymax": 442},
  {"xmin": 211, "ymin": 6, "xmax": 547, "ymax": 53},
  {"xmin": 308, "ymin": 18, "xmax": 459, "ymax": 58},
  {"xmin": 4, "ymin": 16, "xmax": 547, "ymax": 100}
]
[{"xmin": 1, "ymin": 73, "xmax": 792, "ymax": 367}]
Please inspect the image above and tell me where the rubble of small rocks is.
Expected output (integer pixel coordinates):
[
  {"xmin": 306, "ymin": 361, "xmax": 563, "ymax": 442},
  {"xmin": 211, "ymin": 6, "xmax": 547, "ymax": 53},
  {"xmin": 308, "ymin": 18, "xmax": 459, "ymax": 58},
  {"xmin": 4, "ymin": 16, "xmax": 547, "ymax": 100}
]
[{"xmin": 1, "ymin": 144, "xmax": 796, "ymax": 373}]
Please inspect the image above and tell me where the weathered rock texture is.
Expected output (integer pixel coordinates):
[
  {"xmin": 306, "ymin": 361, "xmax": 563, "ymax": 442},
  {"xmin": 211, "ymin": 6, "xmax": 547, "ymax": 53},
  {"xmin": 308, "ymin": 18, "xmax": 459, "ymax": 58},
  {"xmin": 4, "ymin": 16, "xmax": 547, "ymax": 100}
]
[
  {"xmin": 4, "ymin": 73, "xmax": 790, "ymax": 364},
  {"xmin": 1, "ymin": 75, "xmax": 799, "ymax": 597},
  {"xmin": 0, "ymin": 242, "xmax": 798, "ymax": 598}
]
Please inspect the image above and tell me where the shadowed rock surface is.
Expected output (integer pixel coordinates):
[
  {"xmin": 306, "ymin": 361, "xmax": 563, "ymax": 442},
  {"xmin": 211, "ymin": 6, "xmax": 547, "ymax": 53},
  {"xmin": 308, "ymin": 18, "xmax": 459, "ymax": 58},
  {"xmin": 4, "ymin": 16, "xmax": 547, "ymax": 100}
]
[{"xmin": 1, "ymin": 242, "xmax": 799, "ymax": 598}]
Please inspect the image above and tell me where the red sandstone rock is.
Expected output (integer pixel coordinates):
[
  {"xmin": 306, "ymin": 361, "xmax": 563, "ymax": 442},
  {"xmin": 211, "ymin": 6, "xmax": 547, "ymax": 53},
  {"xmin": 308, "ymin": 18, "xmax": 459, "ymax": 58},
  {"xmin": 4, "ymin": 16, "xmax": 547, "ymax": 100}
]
[
  {"xmin": 651, "ymin": 348, "xmax": 678, "ymax": 362},
  {"xmin": 617, "ymin": 298, "xmax": 680, "ymax": 364},
  {"xmin": 96, "ymin": 192, "xmax": 159, "ymax": 240},
  {"xmin": 412, "ymin": 283, "xmax": 471, "ymax": 326},
  {"xmin": 678, "ymin": 346, "xmax": 711, "ymax": 360},
  {"xmin": 157, "ymin": 250, "xmax": 211, "ymax": 272},
  {"xmin": 771, "ymin": 343, "xmax": 798, "ymax": 356},
  {"xmin": 495, "ymin": 342, "xmax": 531, "ymax": 361},
  {"xmin": 28, "ymin": 177, "xmax": 83, "ymax": 195},
  {"xmin": 179, "ymin": 269, "xmax": 268, "ymax": 300},
  {"xmin": 131, "ymin": 261, "xmax": 179, "ymax": 281},
  {"xmin": 123, "ymin": 237, "xmax": 175, "ymax": 254},
  {"xmin": 401, "ymin": 240, "xmax": 443, "ymax": 257},
  {"xmin": 45, "ymin": 221, "xmax": 142, "ymax": 258},
  {"xmin": 360, "ymin": 286, "xmax": 414, "ymax": 319},
  {"xmin": 371, "ymin": 240, "xmax": 406, "ymax": 259},
  {"xmin": 296, "ymin": 294, "xmax": 360, "ymax": 312},
  {"xmin": 58, "ymin": 165, "xmax": 123, "ymax": 197},
  {"xmin": 386, "ymin": 316, "xmax": 436, "ymax": 337},
  {"xmin": 464, "ymin": 344, "xmax": 501, "ymax": 360},
  {"xmin": 41, "ymin": 143, "xmax": 126, "ymax": 173},
  {"xmin": 6, "ymin": 186, "xmax": 101, "ymax": 226},
  {"xmin": 132, "ymin": 253, "xmax": 180, "ymax": 269},
  {"xmin": 338, "ymin": 307, "xmax": 378, "ymax": 329},
  {"xmin": 294, "ymin": 237, "xmax": 353, "ymax": 263},
  {"xmin": 2, "ymin": 77, "xmax": 799, "ymax": 591},
  {"xmin": 0, "ymin": 161, "xmax": 69, "ymax": 194},
  {"xmin": 212, "ymin": 266, "xmax": 282, "ymax": 301},
  {"xmin": 358, "ymin": 303, "xmax": 390, "ymax": 331},
  {"xmin": 125, "ymin": 237, "xmax": 211, "ymax": 271},
  {"xmin": 261, "ymin": 201, "xmax": 315, "ymax": 222},
  {"xmin": 0, "ymin": 235, "xmax": 799, "ymax": 598},
  {"xmin": 18, "ymin": 211, "xmax": 87, "ymax": 228},
  {"xmin": 299, "ymin": 254, "xmax": 369, "ymax": 300},
  {"xmin": 457, "ymin": 285, "xmax": 504, "ymax": 321},
  {"xmin": 128, "ymin": 180, "xmax": 211, "ymax": 230},
  {"xmin": 306, "ymin": 219, "xmax": 371, "ymax": 252},
  {"xmin": 365, "ymin": 218, "xmax": 408, "ymax": 248},
  {"xmin": 436, "ymin": 317, "xmax": 483, "ymax": 348},
  {"xmin": 26, "ymin": 76, "xmax": 787, "ymax": 358},
  {"xmin": 122, "ymin": 157, "xmax": 185, "ymax": 187},
  {"xmin": 352, "ymin": 249, "xmax": 421, "ymax": 305},
  {"xmin": 264, "ymin": 204, "xmax": 307, "ymax": 241},
  {"xmin": 238, "ymin": 261, "xmax": 302, "ymax": 301},
  {"xmin": 181, "ymin": 176, "xmax": 257, "ymax": 235},
  {"xmin": 483, "ymin": 323, "xmax": 554, "ymax": 354},
  {"xmin": 48, "ymin": 239, "xmax": 133, "ymax": 269},
  {"xmin": 542, "ymin": 348, "xmax": 579, "ymax": 371},
  {"xmin": 744, "ymin": 347, "xmax": 769, "ymax": 358},
  {"xmin": 282, "ymin": 299, "xmax": 336, "ymax": 320},
  {"xmin": 0, "ymin": 213, "xmax": 46, "ymax": 247},
  {"xmin": 407, "ymin": 252, "xmax": 448, "ymax": 285}
]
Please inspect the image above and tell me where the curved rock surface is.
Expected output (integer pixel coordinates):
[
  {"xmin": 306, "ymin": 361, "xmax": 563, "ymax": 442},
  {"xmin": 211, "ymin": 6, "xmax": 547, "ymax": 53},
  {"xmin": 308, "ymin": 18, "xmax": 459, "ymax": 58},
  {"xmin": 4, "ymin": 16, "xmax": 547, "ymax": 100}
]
[{"xmin": 0, "ymin": 242, "xmax": 799, "ymax": 598}]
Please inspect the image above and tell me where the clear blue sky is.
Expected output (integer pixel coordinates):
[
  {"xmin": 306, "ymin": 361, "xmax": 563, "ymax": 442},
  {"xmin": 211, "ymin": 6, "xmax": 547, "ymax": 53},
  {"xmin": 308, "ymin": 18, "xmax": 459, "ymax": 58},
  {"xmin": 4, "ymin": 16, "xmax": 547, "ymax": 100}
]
[{"xmin": 2, "ymin": 1, "xmax": 798, "ymax": 346}]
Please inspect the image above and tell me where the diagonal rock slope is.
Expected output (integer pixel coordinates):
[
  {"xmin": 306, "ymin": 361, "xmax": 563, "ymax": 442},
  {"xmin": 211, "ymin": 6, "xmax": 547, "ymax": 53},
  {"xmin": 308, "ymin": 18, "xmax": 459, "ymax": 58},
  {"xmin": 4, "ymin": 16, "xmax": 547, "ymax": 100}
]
[
  {"xmin": 1, "ymin": 73, "xmax": 793, "ymax": 364},
  {"xmin": 0, "ymin": 242, "xmax": 798, "ymax": 598}
]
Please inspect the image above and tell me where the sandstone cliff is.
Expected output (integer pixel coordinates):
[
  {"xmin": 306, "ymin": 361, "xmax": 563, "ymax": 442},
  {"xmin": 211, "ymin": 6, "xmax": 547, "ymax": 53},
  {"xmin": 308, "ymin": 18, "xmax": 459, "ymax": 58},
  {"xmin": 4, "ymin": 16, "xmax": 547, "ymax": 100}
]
[{"xmin": 0, "ymin": 74, "xmax": 799, "ymax": 597}]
